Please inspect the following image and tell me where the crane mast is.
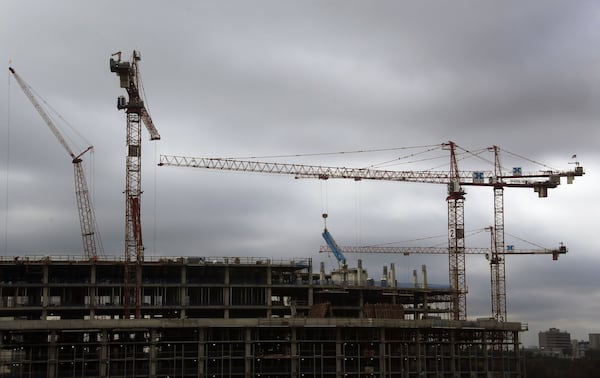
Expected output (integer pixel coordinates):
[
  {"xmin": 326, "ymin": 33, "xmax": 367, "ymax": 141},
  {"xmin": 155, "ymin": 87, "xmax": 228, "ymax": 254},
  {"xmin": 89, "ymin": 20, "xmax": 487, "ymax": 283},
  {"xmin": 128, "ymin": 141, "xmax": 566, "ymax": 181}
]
[
  {"xmin": 490, "ymin": 146, "xmax": 507, "ymax": 321},
  {"xmin": 159, "ymin": 144, "xmax": 583, "ymax": 320},
  {"xmin": 9, "ymin": 67, "xmax": 100, "ymax": 259},
  {"xmin": 445, "ymin": 142, "xmax": 467, "ymax": 320},
  {"xmin": 110, "ymin": 50, "xmax": 160, "ymax": 319}
]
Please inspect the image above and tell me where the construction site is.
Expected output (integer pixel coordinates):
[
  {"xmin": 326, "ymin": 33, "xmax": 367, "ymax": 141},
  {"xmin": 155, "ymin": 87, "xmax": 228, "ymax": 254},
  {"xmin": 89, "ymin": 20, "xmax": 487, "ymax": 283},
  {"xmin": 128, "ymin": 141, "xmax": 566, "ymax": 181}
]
[{"xmin": 0, "ymin": 51, "xmax": 584, "ymax": 377}]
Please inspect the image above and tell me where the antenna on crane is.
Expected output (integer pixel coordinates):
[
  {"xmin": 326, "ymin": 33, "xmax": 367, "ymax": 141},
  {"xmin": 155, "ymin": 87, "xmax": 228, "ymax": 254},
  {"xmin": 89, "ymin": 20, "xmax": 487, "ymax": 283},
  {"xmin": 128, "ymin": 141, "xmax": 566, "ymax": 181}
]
[{"xmin": 8, "ymin": 67, "xmax": 103, "ymax": 259}]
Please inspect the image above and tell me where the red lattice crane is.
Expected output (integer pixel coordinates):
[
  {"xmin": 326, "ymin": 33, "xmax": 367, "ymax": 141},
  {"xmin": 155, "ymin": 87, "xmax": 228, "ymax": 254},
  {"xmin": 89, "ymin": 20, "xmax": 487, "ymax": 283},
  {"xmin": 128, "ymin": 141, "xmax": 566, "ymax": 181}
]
[
  {"xmin": 9, "ymin": 67, "xmax": 102, "ymax": 259},
  {"xmin": 159, "ymin": 143, "xmax": 583, "ymax": 320},
  {"xmin": 110, "ymin": 50, "xmax": 160, "ymax": 318}
]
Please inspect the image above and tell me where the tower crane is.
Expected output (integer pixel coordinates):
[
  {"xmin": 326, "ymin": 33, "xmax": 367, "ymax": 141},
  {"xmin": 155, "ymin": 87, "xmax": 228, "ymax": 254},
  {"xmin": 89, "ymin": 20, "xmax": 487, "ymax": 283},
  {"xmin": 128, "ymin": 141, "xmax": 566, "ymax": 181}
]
[
  {"xmin": 110, "ymin": 50, "xmax": 160, "ymax": 319},
  {"xmin": 318, "ymin": 228, "xmax": 567, "ymax": 320},
  {"xmin": 490, "ymin": 146, "xmax": 508, "ymax": 322},
  {"xmin": 318, "ymin": 241, "xmax": 567, "ymax": 260},
  {"xmin": 159, "ymin": 143, "xmax": 583, "ymax": 320},
  {"xmin": 9, "ymin": 67, "xmax": 102, "ymax": 259},
  {"xmin": 485, "ymin": 146, "xmax": 582, "ymax": 322}
]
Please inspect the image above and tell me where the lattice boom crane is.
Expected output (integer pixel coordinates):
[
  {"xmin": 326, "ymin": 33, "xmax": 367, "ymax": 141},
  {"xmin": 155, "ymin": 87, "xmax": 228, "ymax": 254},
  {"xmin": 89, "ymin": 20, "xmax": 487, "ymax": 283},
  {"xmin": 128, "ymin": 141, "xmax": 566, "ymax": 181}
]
[
  {"xmin": 319, "ymin": 228, "xmax": 567, "ymax": 321},
  {"xmin": 159, "ymin": 143, "xmax": 583, "ymax": 320},
  {"xmin": 158, "ymin": 151, "xmax": 582, "ymax": 191},
  {"xmin": 110, "ymin": 50, "xmax": 160, "ymax": 319},
  {"xmin": 318, "ymin": 243, "xmax": 567, "ymax": 259},
  {"xmin": 9, "ymin": 67, "xmax": 101, "ymax": 259}
]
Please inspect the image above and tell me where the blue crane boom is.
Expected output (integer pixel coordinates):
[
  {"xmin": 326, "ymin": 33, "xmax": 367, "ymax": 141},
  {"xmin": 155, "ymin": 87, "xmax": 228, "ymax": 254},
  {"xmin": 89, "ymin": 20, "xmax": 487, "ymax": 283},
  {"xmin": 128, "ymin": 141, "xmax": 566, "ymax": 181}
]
[{"xmin": 322, "ymin": 228, "xmax": 346, "ymax": 266}]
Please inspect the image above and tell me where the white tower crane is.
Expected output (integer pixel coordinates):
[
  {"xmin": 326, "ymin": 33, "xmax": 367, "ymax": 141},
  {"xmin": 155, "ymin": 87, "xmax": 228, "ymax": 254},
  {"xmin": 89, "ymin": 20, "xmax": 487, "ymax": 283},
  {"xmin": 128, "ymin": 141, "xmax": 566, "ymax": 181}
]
[{"xmin": 9, "ymin": 67, "xmax": 102, "ymax": 259}]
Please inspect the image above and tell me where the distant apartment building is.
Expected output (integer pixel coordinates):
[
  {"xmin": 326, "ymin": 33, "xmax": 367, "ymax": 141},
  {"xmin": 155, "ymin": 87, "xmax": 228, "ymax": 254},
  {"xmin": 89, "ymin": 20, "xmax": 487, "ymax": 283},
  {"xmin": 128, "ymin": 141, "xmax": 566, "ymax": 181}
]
[
  {"xmin": 572, "ymin": 340, "xmax": 589, "ymax": 359},
  {"xmin": 539, "ymin": 328, "xmax": 572, "ymax": 356},
  {"xmin": 589, "ymin": 333, "xmax": 600, "ymax": 350}
]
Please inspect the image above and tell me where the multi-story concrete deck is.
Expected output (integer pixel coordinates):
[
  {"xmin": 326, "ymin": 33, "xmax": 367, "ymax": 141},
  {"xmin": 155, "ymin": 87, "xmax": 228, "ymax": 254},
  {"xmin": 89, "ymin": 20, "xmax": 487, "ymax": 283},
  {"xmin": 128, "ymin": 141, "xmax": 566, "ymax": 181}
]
[{"xmin": 0, "ymin": 256, "xmax": 524, "ymax": 377}]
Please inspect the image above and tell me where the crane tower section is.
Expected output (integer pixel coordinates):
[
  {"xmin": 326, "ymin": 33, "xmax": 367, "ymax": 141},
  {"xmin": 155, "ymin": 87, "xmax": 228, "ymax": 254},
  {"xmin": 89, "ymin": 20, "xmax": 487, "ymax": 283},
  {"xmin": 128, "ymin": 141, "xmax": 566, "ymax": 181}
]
[
  {"xmin": 110, "ymin": 50, "xmax": 160, "ymax": 318},
  {"xmin": 445, "ymin": 142, "xmax": 467, "ymax": 320}
]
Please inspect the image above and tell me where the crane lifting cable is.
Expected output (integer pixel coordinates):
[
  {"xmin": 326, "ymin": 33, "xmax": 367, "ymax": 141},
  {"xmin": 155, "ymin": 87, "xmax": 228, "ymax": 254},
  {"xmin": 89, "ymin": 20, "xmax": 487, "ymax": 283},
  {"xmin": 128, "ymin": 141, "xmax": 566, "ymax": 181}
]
[{"xmin": 225, "ymin": 144, "xmax": 441, "ymax": 160}]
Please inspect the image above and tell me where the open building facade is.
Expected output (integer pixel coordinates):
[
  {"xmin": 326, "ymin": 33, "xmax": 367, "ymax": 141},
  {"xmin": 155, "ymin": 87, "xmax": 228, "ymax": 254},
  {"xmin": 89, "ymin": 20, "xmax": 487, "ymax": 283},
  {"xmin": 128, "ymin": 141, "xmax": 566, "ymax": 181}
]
[{"xmin": 0, "ymin": 256, "xmax": 524, "ymax": 377}]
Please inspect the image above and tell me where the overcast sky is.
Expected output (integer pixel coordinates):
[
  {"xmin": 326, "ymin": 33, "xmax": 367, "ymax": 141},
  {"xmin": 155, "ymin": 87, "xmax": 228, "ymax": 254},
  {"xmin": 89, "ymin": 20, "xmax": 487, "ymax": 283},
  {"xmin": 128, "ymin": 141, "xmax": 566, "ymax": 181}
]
[{"xmin": 2, "ymin": 1, "xmax": 599, "ymax": 347}]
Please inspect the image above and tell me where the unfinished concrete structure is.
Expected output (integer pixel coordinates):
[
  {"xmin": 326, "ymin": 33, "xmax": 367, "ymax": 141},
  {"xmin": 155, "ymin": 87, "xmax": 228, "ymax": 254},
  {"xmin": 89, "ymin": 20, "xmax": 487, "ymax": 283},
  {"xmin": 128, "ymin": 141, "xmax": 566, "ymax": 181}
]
[{"xmin": 0, "ymin": 255, "xmax": 524, "ymax": 377}]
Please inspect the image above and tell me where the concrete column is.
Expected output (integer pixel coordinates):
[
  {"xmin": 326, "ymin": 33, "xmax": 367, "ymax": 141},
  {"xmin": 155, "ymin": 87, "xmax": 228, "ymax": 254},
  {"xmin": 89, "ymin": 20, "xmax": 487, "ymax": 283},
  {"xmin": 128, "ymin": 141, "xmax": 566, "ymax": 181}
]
[
  {"xmin": 47, "ymin": 331, "xmax": 58, "ymax": 378},
  {"xmin": 224, "ymin": 266, "xmax": 230, "ymax": 319},
  {"xmin": 335, "ymin": 328, "xmax": 342, "ymax": 378},
  {"xmin": 450, "ymin": 331, "xmax": 457, "ymax": 378},
  {"xmin": 514, "ymin": 331, "xmax": 521, "ymax": 376},
  {"xmin": 136, "ymin": 264, "xmax": 142, "ymax": 318},
  {"xmin": 390, "ymin": 262, "xmax": 396, "ymax": 288},
  {"xmin": 198, "ymin": 328, "xmax": 205, "ymax": 376},
  {"xmin": 290, "ymin": 327, "xmax": 298, "ymax": 377},
  {"xmin": 245, "ymin": 328, "xmax": 253, "ymax": 377},
  {"xmin": 180, "ymin": 265, "xmax": 187, "ymax": 319},
  {"xmin": 379, "ymin": 328, "xmax": 387, "ymax": 377},
  {"xmin": 421, "ymin": 265, "xmax": 428, "ymax": 288},
  {"xmin": 266, "ymin": 263, "xmax": 272, "ymax": 317},
  {"xmin": 149, "ymin": 328, "xmax": 158, "ymax": 378},
  {"xmin": 100, "ymin": 330, "xmax": 109, "ymax": 377},
  {"xmin": 357, "ymin": 259, "xmax": 363, "ymax": 284},
  {"xmin": 89, "ymin": 264, "xmax": 96, "ymax": 318},
  {"xmin": 42, "ymin": 264, "xmax": 49, "ymax": 319},
  {"xmin": 382, "ymin": 265, "xmax": 388, "ymax": 287},
  {"xmin": 482, "ymin": 330, "xmax": 489, "ymax": 374},
  {"xmin": 359, "ymin": 290, "xmax": 365, "ymax": 318},
  {"xmin": 415, "ymin": 330, "xmax": 422, "ymax": 375}
]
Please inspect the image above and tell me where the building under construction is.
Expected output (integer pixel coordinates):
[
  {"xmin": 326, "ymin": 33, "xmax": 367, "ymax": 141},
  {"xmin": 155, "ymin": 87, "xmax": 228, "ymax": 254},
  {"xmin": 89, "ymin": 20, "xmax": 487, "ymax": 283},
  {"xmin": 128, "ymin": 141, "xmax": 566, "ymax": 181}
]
[
  {"xmin": 7, "ymin": 52, "xmax": 580, "ymax": 377},
  {"xmin": 0, "ymin": 255, "xmax": 524, "ymax": 377}
]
